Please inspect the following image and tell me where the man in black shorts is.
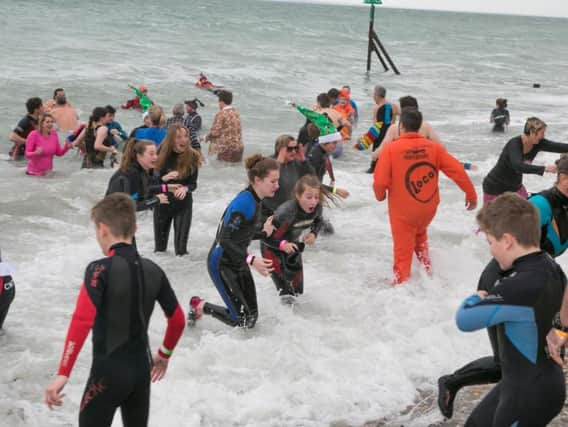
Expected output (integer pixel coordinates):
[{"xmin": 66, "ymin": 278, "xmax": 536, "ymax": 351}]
[{"xmin": 44, "ymin": 193, "xmax": 185, "ymax": 427}]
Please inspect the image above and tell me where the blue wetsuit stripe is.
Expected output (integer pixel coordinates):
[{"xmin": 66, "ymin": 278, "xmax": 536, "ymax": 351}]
[{"xmin": 208, "ymin": 247, "xmax": 239, "ymax": 321}]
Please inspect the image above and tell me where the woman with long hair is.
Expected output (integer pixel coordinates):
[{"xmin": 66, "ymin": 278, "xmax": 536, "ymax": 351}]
[
  {"xmin": 106, "ymin": 139, "xmax": 177, "ymax": 211},
  {"xmin": 76, "ymin": 106, "xmax": 116, "ymax": 168},
  {"xmin": 188, "ymin": 155, "xmax": 279, "ymax": 328},
  {"xmin": 25, "ymin": 113, "xmax": 74, "ymax": 176},
  {"xmin": 154, "ymin": 124, "xmax": 201, "ymax": 256}
]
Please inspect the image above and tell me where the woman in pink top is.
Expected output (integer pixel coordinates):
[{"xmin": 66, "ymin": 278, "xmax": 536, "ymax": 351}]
[{"xmin": 25, "ymin": 113, "xmax": 73, "ymax": 176}]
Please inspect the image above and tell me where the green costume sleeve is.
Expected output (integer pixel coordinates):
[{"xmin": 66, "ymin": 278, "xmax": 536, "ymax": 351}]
[
  {"xmin": 295, "ymin": 105, "xmax": 336, "ymax": 135},
  {"xmin": 132, "ymin": 87, "xmax": 152, "ymax": 112}
]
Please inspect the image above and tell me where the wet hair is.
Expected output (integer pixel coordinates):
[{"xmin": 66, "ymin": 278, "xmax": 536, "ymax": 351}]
[
  {"xmin": 120, "ymin": 138, "xmax": 155, "ymax": 171},
  {"xmin": 105, "ymin": 105, "xmax": 117, "ymax": 115},
  {"xmin": 374, "ymin": 85, "xmax": 386, "ymax": 98},
  {"xmin": 53, "ymin": 88, "xmax": 64, "ymax": 99},
  {"xmin": 217, "ymin": 90, "xmax": 233, "ymax": 105},
  {"xmin": 148, "ymin": 105, "xmax": 164, "ymax": 126},
  {"xmin": 88, "ymin": 107, "xmax": 108, "ymax": 129},
  {"xmin": 523, "ymin": 117, "xmax": 547, "ymax": 136},
  {"xmin": 555, "ymin": 154, "xmax": 568, "ymax": 183},
  {"xmin": 307, "ymin": 123, "xmax": 320, "ymax": 139},
  {"xmin": 245, "ymin": 154, "xmax": 279, "ymax": 183},
  {"xmin": 172, "ymin": 103, "xmax": 185, "ymax": 117},
  {"xmin": 327, "ymin": 88, "xmax": 340, "ymax": 100},
  {"xmin": 400, "ymin": 108, "xmax": 423, "ymax": 132},
  {"xmin": 26, "ymin": 97, "xmax": 43, "ymax": 114},
  {"xmin": 294, "ymin": 174, "xmax": 339, "ymax": 207},
  {"xmin": 156, "ymin": 124, "xmax": 201, "ymax": 178},
  {"xmin": 317, "ymin": 93, "xmax": 331, "ymax": 108},
  {"xmin": 38, "ymin": 112, "xmax": 55, "ymax": 134},
  {"xmin": 399, "ymin": 96, "xmax": 419, "ymax": 110},
  {"xmin": 274, "ymin": 134, "xmax": 295, "ymax": 155},
  {"xmin": 91, "ymin": 193, "xmax": 136, "ymax": 239},
  {"xmin": 496, "ymin": 98, "xmax": 508, "ymax": 109},
  {"xmin": 342, "ymin": 85, "xmax": 351, "ymax": 92},
  {"xmin": 476, "ymin": 192, "xmax": 540, "ymax": 248}
]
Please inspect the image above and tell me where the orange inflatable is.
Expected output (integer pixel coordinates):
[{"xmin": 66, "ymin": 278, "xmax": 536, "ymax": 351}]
[{"xmin": 373, "ymin": 132, "xmax": 477, "ymax": 284}]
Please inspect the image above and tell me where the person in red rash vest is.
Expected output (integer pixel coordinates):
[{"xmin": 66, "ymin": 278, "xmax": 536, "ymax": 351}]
[
  {"xmin": 44, "ymin": 193, "xmax": 185, "ymax": 427},
  {"xmin": 373, "ymin": 108, "xmax": 477, "ymax": 285}
]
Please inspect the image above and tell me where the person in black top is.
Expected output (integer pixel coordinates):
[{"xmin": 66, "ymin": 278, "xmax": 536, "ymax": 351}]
[
  {"xmin": 262, "ymin": 135, "xmax": 315, "ymax": 220},
  {"xmin": 106, "ymin": 139, "xmax": 176, "ymax": 211},
  {"xmin": 188, "ymin": 155, "xmax": 279, "ymax": 329},
  {"xmin": 0, "ymin": 251, "xmax": 15, "ymax": 334},
  {"xmin": 262, "ymin": 175, "xmax": 326, "ymax": 299},
  {"xmin": 74, "ymin": 107, "xmax": 116, "ymax": 168},
  {"xmin": 454, "ymin": 194, "xmax": 566, "ymax": 426},
  {"xmin": 183, "ymin": 98, "xmax": 204, "ymax": 132},
  {"xmin": 153, "ymin": 124, "xmax": 201, "ymax": 256},
  {"xmin": 490, "ymin": 98, "xmax": 510, "ymax": 133},
  {"xmin": 482, "ymin": 117, "xmax": 568, "ymax": 203},
  {"xmin": 8, "ymin": 97, "xmax": 43, "ymax": 160},
  {"xmin": 306, "ymin": 136, "xmax": 349, "ymax": 199},
  {"xmin": 44, "ymin": 194, "xmax": 185, "ymax": 427}
]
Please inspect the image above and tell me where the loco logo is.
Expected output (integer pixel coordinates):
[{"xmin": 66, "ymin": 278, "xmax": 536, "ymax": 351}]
[{"xmin": 405, "ymin": 161, "xmax": 438, "ymax": 203}]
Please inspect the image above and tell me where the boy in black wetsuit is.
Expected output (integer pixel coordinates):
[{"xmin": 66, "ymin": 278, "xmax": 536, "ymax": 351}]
[
  {"xmin": 44, "ymin": 193, "xmax": 185, "ymax": 427},
  {"xmin": 455, "ymin": 193, "xmax": 566, "ymax": 426}
]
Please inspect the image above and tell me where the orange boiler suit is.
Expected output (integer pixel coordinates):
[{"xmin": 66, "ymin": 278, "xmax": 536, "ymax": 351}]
[{"xmin": 373, "ymin": 133, "xmax": 477, "ymax": 284}]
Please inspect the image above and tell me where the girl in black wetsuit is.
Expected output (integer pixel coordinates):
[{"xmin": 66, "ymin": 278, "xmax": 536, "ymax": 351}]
[
  {"xmin": 153, "ymin": 124, "xmax": 201, "ymax": 256},
  {"xmin": 482, "ymin": 117, "xmax": 568, "ymax": 203},
  {"xmin": 106, "ymin": 139, "xmax": 175, "ymax": 211},
  {"xmin": 188, "ymin": 155, "xmax": 279, "ymax": 329},
  {"xmin": 76, "ymin": 107, "xmax": 116, "ymax": 168},
  {"xmin": 261, "ymin": 175, "xmax": 330, "ymax": 299}
]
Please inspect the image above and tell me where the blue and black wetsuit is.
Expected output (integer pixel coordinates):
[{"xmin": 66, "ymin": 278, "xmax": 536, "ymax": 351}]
[
  {"xmin": 261, "ymin": 200, "xmax": 323, "ymax": 296},
  {"xmin": 439, "ymin": 189, "xmax": 568, "ymax": 418},
  {"xmin": 456, "ymin": 252, "xmax": 566, "ymax": 427},
  {"xmin": 205, "ymin": 186, "xmax": 267, "ymax": 328},
  {"xmin": 530, "ymin": 187, "xmax": 568, "ymax": 257}
]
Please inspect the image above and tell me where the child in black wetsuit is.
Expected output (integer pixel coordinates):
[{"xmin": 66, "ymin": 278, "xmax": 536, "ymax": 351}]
[
  {"xmin": 455, "ymin": 193, "xmax": 566, "ymax": 426},
  {"xmin": 490, "ymin": 98, "xmax": 510, "ymax": 133},
  {"xmin": 44, "ymin": 194, "xmax": 185, "ymax": 427},
  {"xmin": 261, "ymin": 175, "xmax": 328, "ymax": 300}
]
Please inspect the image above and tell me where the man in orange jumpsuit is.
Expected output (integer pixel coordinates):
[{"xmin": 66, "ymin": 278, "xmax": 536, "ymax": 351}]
[{"xmin": 373, "ymin": 108, "xmax": 478, "ymax": 284}]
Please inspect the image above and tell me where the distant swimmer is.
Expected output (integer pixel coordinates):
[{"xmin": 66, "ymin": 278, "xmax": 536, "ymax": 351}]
[
  {"xmin": 455, "ymin": 194, "xmax": 566, "ymax": 426},
  {"xmin": 195, "ymin": 72, "xmax": 223, "ymax": 95},
  {"xmin": 122, "ymin": 84, "xmax": 153, "ymax": 112},
  {"xmin": 490, "ymin": 97, "xmax": 510, "ymax": 133},
  {"xmin": 373, "ymin": 108, "xmax": 477, "ymax": 284},
  {"xmin": 482, "ymin": 117, "xmax": 568, "ymax": 203},
  {"xmin": 188, "ymin": 155, "xmax": 279, "ymax": 329},
  {"xmin": 0, "ymin": 250, "xmax": 15, "ymax": 335},
  {"xmin": 8, "ymin": 97, "xmax": 44, "ymax": 160},
  {"xmin": 261, "ymin": 175, "xmax": 329, "ymax": 301},
  {"xmin": 44, "ymin": 193, "xmax": 185, "ymax": 426}
]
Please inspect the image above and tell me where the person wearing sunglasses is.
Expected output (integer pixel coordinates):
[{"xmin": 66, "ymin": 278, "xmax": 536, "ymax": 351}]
[{"xmin": 482, "ymin": 117, "xmax": 568, "ymax": 204}]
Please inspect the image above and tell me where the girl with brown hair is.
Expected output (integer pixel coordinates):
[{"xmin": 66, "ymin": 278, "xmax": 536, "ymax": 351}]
[
  {"xmin": 154, "ymin": 124, "xmax": 201, "ymax": 256},
  {"xmin": 188, "ymin": 154, "xmax": 279, "ymax": 329}
]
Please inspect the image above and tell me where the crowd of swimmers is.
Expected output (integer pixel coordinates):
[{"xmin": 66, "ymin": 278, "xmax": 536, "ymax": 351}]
[{"xmin": 3, "ymin": 82, "xmax": 568, "ymax": 426}]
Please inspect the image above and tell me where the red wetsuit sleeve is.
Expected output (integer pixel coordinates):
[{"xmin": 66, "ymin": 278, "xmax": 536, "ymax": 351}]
[
  {"xmin": 57, "ymin": 284, "xmax": 96, "ymax": 377},
  {"xmin": 158, "ymin": 304, "xmax": 185, "ymax": 359}
]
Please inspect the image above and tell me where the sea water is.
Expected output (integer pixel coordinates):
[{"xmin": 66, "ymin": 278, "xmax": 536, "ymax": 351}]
[{"xmin": 1, "ymin": 0, "xmax": 568, "ymax": 426}]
